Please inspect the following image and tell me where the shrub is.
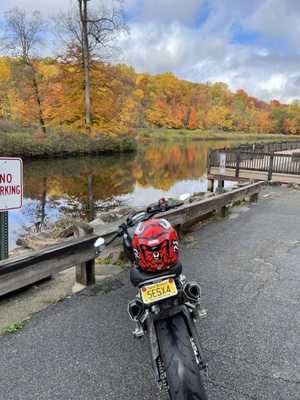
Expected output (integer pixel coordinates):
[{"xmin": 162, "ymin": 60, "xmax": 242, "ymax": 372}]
[{"xmin": 0, "ymin": 130, "xmax": 137, "ymax": 158}]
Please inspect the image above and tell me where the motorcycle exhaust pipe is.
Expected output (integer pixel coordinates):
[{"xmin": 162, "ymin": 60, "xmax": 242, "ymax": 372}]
[
  {"xmin": 128, "ymin": 299, "xmax": 145, "ymax": 320},
  {"xmin": 183, "ymin": 281, "xmax": 201, "ymax": 301}
]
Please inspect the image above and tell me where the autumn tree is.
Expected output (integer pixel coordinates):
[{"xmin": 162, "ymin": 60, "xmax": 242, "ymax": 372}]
[
  {"xmin": 1, "ymin": 8, "xmax": 48, "ymax": 133},
  {"xmin": 53, "ymin": 0, "xmax": 128, "ymax": 131},
  {"xmin": 187, "ymin": 107, "xmax": 198, "ymax": 130}
]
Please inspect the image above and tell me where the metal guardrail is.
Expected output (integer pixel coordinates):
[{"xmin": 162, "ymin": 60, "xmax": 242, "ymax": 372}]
[{"xmin": 0, "ymin": 182, "xmax": 264, "ymax": 296}]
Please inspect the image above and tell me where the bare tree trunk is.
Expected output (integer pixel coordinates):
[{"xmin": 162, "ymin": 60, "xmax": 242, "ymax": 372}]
[
  {"xmin": 29, "ymin": 63, "xmax": 46, "ymax": 134},
  {"xmin": 2, "ymin": 8, "xmax": 48, "ymax": 133},
  {"xmin": 79, "ymin": 0, "xmax": 92, "ymax": 131}
]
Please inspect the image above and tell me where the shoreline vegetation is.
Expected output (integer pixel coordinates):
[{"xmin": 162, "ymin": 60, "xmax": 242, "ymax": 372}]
[
  {"xmin": 135, "ymin": 128, "xmax": 299, "ymax": 143},
  {"xmin": 0, "ymin": 129, "xmax": 136, "ymax": 158},
  {"xmin": 0, "ymin": 126, "xmax": 298, "ymax": 158}
]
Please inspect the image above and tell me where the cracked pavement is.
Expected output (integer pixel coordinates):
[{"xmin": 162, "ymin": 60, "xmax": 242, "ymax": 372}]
[{"xmin": 0, "ymin": 185, "xmax": 299, "ymax": 399}]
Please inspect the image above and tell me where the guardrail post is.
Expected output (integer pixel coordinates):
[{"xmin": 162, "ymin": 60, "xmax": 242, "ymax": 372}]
[
  {"xmin": 268, "ymin": 154, "xmax": 274, "ymax": 180},
  {"xmin": 249, "ymin": 192, "xmax": 258, "ymax": 202},
  {"xmin": 215, "ymin": 205, "xmax": 226, "ymax": 218},
  {"xmin": 74, "ymin": 221, "xmax": 95, "ymax": 286}
]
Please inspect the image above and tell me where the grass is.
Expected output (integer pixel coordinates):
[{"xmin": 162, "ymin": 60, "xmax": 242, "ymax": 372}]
[
  {"xmin": 2, "ymin": 321, "xmax": 25, "ymax": 335},
  {"xmin": 136, "ymin": 128, "xmax": 299, "ymax": 143}
]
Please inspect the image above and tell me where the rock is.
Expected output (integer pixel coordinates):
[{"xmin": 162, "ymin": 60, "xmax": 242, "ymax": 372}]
[
  {"xmin": 291, "ymin": 183, "xmax": 300, "ymax": 190},
  {"xmin": 189, "ymin": 192, "xmax": 214, "ymax": 203},
  {"xmin": 95, "ymin": 211, "xmax": 119, "ymax": 223},
  {"xmin": 56, "ymin": 225, "xmax": 75, "ymax": 238},
  {"xmin": 192, "ymin": 191, "xmax": 206, "ymax": 197},
  {"xmin": 114, "ymin": 207, "xmax": 135, "ymax": 218},
  {"xmin": 16, "ymin": 231, "xmax": 63, "ymax": 250},
  {"xmin": 89, "ymin": 218, "xmax": 106, "ymax": 227},
  {"xmin": 9, "ymin": 246, "xmax": 34, "ymax": 258},
  {"xmin": 90, "ymin": 207, "xmax": 136, "ymax": 227},
  {"xmin": 203, "ymin": 192, "xmax": 214, "ymax": 199},
  {"xmin": 73, "ymin": 221, "xmax": 93, "ymax": 237}
]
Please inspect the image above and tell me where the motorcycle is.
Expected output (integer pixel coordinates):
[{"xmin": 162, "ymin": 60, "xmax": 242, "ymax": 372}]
[{"xmin": 94, "ymin": 197, "xmax": 208, "ymax": 400}]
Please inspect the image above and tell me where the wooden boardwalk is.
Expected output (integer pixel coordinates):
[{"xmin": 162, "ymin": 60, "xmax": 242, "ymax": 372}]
[{"xmin": 207, "ymin": 140, "xmax": 300, "ymax": 186}]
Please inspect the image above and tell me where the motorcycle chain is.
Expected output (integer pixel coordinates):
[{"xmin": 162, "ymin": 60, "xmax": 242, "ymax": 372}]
[{"xmin": 157, "ymin": 357, "xmax": 171, "ymax": 399}]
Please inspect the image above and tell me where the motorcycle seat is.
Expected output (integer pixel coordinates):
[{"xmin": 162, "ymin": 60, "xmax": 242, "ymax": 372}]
[{"xmin": 130, "ymin": 262, "xmax": 182, "ymax": 287}]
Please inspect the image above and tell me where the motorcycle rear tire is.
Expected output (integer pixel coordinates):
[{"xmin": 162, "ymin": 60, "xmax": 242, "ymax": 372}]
[{"xmin": 156, "ymin": 314, "xmax": 208, "ymax": 400}]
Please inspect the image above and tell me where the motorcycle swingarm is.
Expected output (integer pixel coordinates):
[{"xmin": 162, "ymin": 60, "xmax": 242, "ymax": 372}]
[{"xmin": 147, "ymin": 304, "xmax": 208, "ymax": 379}]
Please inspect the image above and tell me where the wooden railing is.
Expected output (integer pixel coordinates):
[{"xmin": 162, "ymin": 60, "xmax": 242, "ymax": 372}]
[
  {"xmin": 208, "ymin": 145, "xmax": 300, "ymax": 180},
  {"xmin": 0, "ymin": 182, "xmax": 265, "ymax": 296},
  {"xmin": 217, "ymin": 140, "xmax": 300, "ymax": 154}
]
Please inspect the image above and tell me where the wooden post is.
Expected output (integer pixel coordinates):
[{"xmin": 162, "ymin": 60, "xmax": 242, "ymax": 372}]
[
  {"xmin": 235, "ymin": 151, "xmax": 240, "ymax": 178},
  {"xmin": 217, "ymin": 176, "xmax": 224, "ymax": 195},
  {"xmin": 249, "ymin": 192, "xmax": 258, "ymax": 202},
  {"xmin": 207, "ymin": 148, "xmax": 211, "ymax": 174},
  {"xmin": 207, "ymin": 179, "xmax": 214, "ymax": 192},
  {"xmin": 268, "ymin": 154, "xmax": 274, "ymax": 180},
  {"xmin": 215, "ymin": 205, "xmax": 226, "ymax": 218},
  {"xmin": 74, "ymin": 221, "xmax": 95, "ymax": 286}
]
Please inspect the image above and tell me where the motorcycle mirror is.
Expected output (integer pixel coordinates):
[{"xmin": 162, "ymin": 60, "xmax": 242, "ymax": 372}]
[
  {"xmin": 94, "ymin": 237, "xmax": 105, "ymax": 247},
  {"xmin": 179, "ymin": 193, "xmax": 190, "ymax": 201}
]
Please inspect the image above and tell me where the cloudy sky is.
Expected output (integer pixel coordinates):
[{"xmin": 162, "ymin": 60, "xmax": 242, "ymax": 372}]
[{"xmin": 1, "ymin": 0, "xmax": 300, "ymax": 103}]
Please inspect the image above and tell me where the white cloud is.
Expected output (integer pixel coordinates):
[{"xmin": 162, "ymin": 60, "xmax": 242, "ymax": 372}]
[
  {"xmin": 119, "ymin": 0, "xmax": 300, "ymax": 103},
  {"xmin": 0, "ymin": 0, "xmax": 73, "ymax": 16},
  {"xmin": 1, "ymin": 0, "xmax": 300, "ymax": 103},
  {"xmin": 120, "ymin": 21, "xmax": 226, "ymax": 73},
  {"xmin": 248, "ymin": 0, "xmax": 300, "ymax": 50},
  {"xmin": 137, "ymin": 0, "xmax": 203, "ymax": 23}
]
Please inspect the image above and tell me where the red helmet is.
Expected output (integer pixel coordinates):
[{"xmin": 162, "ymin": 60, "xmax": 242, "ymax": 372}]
[{"xmin": 132, "ymin": 218, "xmax": 179, "ymax": 272}]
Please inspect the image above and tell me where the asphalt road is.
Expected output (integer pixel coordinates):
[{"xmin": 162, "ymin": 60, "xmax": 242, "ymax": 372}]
[{"xmin": 0, "ymin": 186, "xmax": 299, "ymax": 400}]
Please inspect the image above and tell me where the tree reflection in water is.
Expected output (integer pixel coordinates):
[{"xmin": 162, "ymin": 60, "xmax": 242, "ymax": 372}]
[{"xmin": 9, "ymin": 140, "xmax": 239, "ymax": 249}]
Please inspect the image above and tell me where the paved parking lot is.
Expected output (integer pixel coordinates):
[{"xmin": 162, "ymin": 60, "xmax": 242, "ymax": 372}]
[{"xmin": 0, "ymin": 186, "xmax": 299, "ymax": 399}]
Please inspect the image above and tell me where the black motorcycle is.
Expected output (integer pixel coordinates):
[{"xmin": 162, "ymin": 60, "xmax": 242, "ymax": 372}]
[{"xmin": 94, "ymin": 197, "xmax": 208, "ymax": 400}]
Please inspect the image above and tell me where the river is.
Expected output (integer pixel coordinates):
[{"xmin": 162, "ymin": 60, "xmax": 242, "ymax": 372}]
[{"xmin": 8, "ymin": 140, "xmax": 242, "ymax": 250}]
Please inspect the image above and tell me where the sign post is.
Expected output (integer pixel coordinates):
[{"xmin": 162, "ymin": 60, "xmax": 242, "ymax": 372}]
[
  {"xmin": 0, "ymin": 157, "xmax": 23, "ymax": 260},
  {"xmin": 0, "ymin": 211, "xmax": 8, "ymax": 260}
]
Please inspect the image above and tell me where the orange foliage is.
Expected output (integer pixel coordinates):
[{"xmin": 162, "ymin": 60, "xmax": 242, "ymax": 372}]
[{"xmin": 0, "ymin": 56, "xmax": 299, "ymax": 135}]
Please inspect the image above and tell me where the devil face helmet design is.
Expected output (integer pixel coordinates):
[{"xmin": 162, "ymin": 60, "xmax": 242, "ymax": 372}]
[{"xmin": 132, "ymin": 218, "xmax": 179, "ymax": 272}]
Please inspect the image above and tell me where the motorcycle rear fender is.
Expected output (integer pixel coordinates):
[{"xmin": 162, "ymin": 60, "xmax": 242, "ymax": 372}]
[{"xmin": 147, "ymin": 304, "xmax": 208, "ymax": 379}]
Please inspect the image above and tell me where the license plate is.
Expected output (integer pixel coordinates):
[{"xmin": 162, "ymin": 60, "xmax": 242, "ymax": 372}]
[{"xmin": 140, "ymin": 279, "xmax": 177, "ymax": 304}]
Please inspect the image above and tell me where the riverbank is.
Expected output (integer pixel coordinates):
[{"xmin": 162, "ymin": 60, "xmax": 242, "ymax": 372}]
[
  {"xmin": 1, "ymin": 127, "xmax": 297, "ymax": 158},
  {"xmin": 136, "ymin": 128, "xmax": 298, "ymax": 143},
  {"xmin": 0, "ymin": 130, "xmax": 136, "ymax": 158}
]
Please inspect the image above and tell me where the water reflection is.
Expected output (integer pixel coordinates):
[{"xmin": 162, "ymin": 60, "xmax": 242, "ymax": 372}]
[{"xmin": 9, "ymin": 140, "xmax": 239, "ymax": 249}]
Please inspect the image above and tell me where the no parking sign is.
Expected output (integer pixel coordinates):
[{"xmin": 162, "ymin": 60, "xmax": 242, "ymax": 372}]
[
  {"xmin": 0, "ymin": 157, "xmax": 23, "ymax": 211},
  {"xmin": 0, "ymin": 157, "xmax": 23, "ymax": 260}
]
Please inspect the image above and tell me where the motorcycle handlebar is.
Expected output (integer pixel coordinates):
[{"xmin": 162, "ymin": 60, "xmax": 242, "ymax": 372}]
[
  {"xmin": 146, "ymin": 200, "xmax": 184, "ymax": 214},
  {"xmin": 105, "ymin": 199, "xmax": 185, "ymax": 246},
  {"xmin": 105, "ymin": 229, "xmax": 122, "ymax": 246}
]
